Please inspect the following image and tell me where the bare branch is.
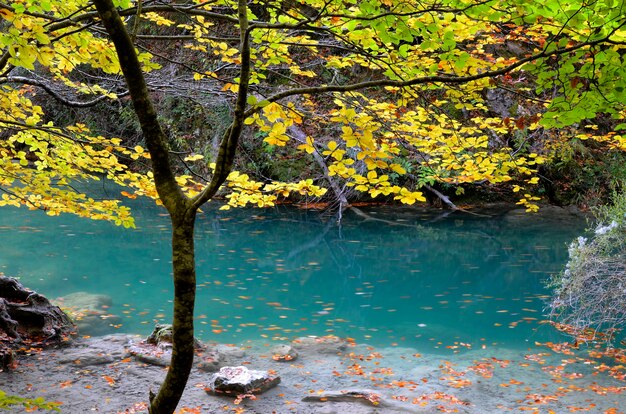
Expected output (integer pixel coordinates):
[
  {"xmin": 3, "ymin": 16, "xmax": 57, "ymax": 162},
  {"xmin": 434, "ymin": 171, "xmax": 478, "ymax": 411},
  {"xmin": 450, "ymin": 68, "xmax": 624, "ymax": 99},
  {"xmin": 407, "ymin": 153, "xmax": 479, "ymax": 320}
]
[
  {"xmin": 0, "ymin": 76, "xmax": 123, "ymax": 107},
  {"xmin": 191, "ymin": 0, "xmax": 253, "ymax": 209}
]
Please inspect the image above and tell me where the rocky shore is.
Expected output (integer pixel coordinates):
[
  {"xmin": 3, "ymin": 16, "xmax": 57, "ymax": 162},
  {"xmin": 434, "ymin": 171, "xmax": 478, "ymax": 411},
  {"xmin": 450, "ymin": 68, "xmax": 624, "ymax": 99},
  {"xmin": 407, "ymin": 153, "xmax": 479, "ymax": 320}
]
[
  {"xmin": 2, "ymin": 333, "xmax": 426, "ymax": 413},
  {"xmin": 3, "ymin": 330, "xmax": 626, "ymax": 413}
]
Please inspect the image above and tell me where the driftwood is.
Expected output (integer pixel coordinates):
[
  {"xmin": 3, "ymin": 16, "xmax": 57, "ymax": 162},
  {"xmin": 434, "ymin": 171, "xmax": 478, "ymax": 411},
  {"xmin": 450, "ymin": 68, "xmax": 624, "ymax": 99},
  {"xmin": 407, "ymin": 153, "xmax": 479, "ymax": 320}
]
[{"xmin": 0, "ymin": 276, "xmax": 76, "ymax": 370}]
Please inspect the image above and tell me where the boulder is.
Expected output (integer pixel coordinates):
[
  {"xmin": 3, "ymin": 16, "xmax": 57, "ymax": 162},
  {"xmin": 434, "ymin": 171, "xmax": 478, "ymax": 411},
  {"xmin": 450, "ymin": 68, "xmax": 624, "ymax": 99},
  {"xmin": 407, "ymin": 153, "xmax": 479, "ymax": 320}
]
[
  {"xmin": 57, "ymin": 292, "xmax": 112, "ymax": 311},
  {"xmin": 127, "ymin": 340, "xmax": 172, "ymax": 367},
  {"xmin": 55, "ymin": 334, "xmax": 133, "ymax": 367},
  {"xmin": 146, "ymin": 324, "xmax": 204, "ymax": 350},
  {"xmin": 301, "ymin": 389, "xmax": 420, "ymax": 412},
  {"xmin": 196, "ymin": 344, "xmax": 245, "ymax": 372},
  {"xmin": 270, "ymin": 344, "xmax": 298, "ymax": 362},
  {"xmin": 146, "ymin": 323, "xmax": 174, "ymax": 347},
  {"xmin": 0, "ymin": 277, "xmax": 76, "ymax": 361},
  {"xmin": 213, "ymin": 344, "xmax": 245, "ymax": 358},
  {"xmin": 206, "ymin": 366, "xmax": 280, "ymax": 395},
  {"xmin": 57, "ymin": 348, "xmax": 116, "ymax": 367},
  {"xmin": 55, "ymin": 291, "xmax": 121, "ymax": 336},
  {"xmin": 127, "ymin": 324, "xmax": 205, "ymax": 367}
]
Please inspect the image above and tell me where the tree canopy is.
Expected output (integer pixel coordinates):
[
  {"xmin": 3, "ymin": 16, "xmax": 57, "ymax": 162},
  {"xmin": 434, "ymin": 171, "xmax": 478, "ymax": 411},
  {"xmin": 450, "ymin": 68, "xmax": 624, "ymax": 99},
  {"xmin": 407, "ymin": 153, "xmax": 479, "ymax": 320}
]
[{"xmin": 1, "ymin": 0, "xmax": 625, "ymax": 220}]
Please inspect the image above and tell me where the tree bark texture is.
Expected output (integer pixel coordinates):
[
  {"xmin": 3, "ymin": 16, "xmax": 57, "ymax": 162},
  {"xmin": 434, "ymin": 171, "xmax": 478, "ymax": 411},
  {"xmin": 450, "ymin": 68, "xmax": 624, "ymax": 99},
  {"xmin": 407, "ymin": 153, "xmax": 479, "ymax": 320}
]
[
  {"xmin": 92, "ymin": 1, "xmax": 197, "ymax": 412},
  {"xmin": 148, "ymin": 212, "xmax": 198, "ymax": 414}
]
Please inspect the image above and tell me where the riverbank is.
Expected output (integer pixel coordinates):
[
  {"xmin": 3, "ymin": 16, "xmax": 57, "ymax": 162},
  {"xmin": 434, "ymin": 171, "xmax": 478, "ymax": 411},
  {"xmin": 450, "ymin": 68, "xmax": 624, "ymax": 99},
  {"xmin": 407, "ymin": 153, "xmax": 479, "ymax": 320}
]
[{"xmin": 2, "ymin": 333, "xmax": 626, "ymax": 413}]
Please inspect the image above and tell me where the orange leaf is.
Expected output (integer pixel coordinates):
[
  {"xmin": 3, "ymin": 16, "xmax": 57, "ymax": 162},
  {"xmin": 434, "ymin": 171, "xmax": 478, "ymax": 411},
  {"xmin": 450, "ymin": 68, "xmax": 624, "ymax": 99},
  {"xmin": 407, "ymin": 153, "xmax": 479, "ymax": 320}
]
[{"xmin": 176, "ymin": 407, "xmax": 202, "ymax": 414}]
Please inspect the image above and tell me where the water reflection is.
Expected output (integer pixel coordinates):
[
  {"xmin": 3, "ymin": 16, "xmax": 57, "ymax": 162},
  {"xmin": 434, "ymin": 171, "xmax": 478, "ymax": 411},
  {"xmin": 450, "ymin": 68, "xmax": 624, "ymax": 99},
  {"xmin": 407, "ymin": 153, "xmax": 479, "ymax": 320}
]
[{"xmin": 0, "ymin": 201, "xmax": 586, "ymax": 351}]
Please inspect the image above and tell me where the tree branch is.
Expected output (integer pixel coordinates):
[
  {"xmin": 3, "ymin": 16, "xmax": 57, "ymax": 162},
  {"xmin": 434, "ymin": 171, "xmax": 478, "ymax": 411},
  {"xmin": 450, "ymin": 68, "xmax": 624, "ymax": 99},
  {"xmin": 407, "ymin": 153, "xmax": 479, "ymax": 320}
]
[
  {"xmin": 244, "ymin": 28, "xmax": 626, "ymax": 118},
  {"xmin": 92, "ymin": 0, "xmax": 186, "ymax": 214},
  {"xmin": 191, "ymin": 0, "xmax": 252, "ymax": 209},
  {"xmin": 0, "ymin": 76, "xmax": 124, "ymax": 107},
  {"xmin": 0, "ymin": 52, "xmax": 11, "ymax": 75}
]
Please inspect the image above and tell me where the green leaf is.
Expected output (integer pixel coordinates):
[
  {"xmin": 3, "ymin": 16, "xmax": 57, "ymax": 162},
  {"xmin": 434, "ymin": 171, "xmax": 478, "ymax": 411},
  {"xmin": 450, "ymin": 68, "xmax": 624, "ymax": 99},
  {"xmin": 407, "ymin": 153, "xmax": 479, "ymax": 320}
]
[
  {"xmin": 454, "ymin": 52, "xmax": 470, "ymax": 70},
  {"xmin": 398, "ymin": 44, "xmax": 409, "ymax": 58},
  {"xmin": 114, "ymin": 0, "xmax": 132, "ymax": 8}
]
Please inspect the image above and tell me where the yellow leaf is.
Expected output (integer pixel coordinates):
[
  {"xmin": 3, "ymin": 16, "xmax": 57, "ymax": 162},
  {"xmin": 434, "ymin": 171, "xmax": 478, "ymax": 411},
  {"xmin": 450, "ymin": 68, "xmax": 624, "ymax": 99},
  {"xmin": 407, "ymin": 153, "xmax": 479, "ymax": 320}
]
[
  {"xmin": 390, "ymin": 163, "xmax": 406, "ymax": 174},
  {"xmin": 184, "ymin": 154, "xmax": 204, "ymax": 162}
]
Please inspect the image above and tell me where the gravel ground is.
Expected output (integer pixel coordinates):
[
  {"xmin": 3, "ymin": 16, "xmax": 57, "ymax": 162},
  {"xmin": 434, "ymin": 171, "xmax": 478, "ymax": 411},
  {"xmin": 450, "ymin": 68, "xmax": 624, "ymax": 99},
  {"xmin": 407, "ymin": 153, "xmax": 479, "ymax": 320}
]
[{"xmin": 2, "ymin": 334, "xmax": 626, "ymax": 413}]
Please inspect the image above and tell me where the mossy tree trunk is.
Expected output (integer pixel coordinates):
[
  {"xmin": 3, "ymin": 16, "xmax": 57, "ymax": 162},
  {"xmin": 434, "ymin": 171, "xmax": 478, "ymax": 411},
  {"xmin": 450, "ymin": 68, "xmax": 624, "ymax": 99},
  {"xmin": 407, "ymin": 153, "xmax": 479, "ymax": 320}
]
[
  {"xmin": 92, "ymin": 1, "xmax": 250, "ymax": 413},
  {"xmin": 148, "ymin": 212, "xmax": 197, "ymax": 413}
]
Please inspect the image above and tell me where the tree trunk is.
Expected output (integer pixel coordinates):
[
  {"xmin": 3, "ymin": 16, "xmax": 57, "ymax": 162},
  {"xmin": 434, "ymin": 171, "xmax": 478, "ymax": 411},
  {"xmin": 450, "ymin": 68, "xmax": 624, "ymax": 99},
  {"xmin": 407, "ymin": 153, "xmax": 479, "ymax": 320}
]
[
  {"xmin": 149, "ymin": 211, "xmax": 197, "ymax": 414},
  {"xmin": 93, "ymin": 1, "xmax": 250, "ymax": 411}
]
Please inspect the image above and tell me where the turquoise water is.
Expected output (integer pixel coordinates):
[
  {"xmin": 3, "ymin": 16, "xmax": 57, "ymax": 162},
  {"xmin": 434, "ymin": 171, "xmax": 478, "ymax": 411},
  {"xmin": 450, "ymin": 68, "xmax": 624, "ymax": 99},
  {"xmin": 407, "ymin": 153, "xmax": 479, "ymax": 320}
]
[{"xmin": 0, "ymin": 198, "xmax": 586, "ymax": 351}]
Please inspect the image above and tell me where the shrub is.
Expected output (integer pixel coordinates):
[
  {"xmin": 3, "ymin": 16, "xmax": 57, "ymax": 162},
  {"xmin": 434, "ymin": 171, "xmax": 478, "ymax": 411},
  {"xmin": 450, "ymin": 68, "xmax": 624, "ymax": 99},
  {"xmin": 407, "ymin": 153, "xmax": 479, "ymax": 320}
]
[
  {"xmin": 0, "ymin": 390, "xmax": 61, "ymax": 411},
  {"xmin": 547, "ymin": 189, "xmax": 626, "ymax": 344}
]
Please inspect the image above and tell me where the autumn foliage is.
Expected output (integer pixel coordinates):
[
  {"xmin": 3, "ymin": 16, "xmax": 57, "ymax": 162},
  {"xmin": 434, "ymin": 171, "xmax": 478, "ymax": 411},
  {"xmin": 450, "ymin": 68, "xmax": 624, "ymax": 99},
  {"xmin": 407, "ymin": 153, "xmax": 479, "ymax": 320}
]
[{"xmin": 0, "ymin": 0, "xmax": 625, "ymax": 219}]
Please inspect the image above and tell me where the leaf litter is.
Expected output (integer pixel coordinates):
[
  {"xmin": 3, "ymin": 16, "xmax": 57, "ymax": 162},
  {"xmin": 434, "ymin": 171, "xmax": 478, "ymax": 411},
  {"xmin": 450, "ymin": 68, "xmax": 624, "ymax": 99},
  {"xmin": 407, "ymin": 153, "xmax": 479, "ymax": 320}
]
[{"xmin": 2, "ymin": 329, "xmax": 626, "ymax": 413}]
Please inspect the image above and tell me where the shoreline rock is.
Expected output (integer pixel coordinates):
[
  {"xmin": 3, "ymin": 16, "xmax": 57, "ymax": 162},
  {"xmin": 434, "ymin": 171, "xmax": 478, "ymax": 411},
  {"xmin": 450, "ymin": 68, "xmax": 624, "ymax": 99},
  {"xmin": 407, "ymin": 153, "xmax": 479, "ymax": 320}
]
[
  {"xmin": 270, "ymin": 343, "xmax": 298, "ymax": 362},
  {"xmin": 206, "ymin": 366, "xmax": 281, "ymax": 395},
  {"xmin": 0, "ymin": 276, "xmax": 75, "ymax": 370}
]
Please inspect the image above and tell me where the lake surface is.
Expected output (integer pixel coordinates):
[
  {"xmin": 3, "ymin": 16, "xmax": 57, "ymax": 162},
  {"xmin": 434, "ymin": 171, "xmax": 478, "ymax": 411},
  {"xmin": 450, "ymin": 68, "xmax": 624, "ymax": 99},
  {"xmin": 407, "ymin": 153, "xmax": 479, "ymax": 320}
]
[
  {"xmin": 0, "ymin": 196, "xmax": 588, "ymax": 352},
  {"xmin": 7, "ymin": 199, "xmax": 626, "ymax": 413}
]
